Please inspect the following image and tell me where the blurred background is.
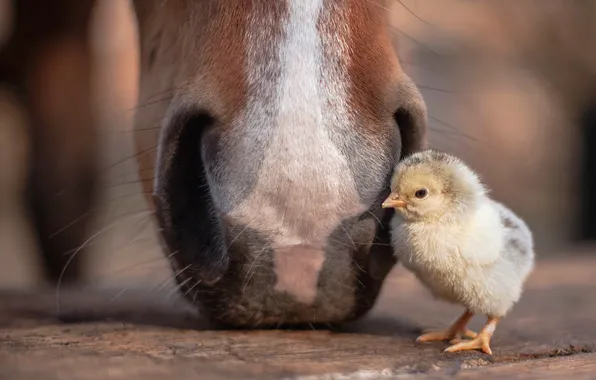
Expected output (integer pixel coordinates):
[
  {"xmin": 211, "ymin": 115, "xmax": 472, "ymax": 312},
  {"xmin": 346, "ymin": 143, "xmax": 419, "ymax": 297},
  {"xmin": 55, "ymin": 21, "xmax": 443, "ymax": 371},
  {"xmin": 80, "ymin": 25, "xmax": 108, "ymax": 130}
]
[{"xmin": 0, "ymin": 1, "xmax": 594, "ymax": 290}]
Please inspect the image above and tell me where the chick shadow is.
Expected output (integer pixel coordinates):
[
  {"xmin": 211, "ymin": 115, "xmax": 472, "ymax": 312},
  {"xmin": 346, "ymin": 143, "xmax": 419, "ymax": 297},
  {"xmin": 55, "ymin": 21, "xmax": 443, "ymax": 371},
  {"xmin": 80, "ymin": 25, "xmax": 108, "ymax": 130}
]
[{"xmin": 332, "ymin": 315, "xmax": 422, "ymax": 337}]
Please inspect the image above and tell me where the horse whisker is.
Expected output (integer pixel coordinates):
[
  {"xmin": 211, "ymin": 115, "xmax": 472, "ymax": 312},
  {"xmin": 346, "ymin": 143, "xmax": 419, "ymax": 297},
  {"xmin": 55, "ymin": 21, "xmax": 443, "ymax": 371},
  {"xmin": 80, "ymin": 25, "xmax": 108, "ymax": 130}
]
[
  {"xmin": 338, "ymin": 222, "xmax": 358, "ymax": 250},
  {"xmin": 183, "ymin": 279, "xmax": 202, "ymax": 298},
  {"xmin": 109, "ymin": 288, "xmax": 128, "ymax": 303},
  {"xmin": 394, "ymin": 0, "xmax": 437, "ymax": 28},
  {"xmin": 91, "ymin": 249, "xmax": 178, "ymax": 286},
  {"xmin": 365, "ymin": 210, "xmax": 383, "ymax": 226},
  {"xmin": 55, "ymin": 210, "xmax": 155, "ymax": 314},
  {"xmin": 242, "ymin": 247, "xmax": 269, "ymax": 294},
  {"xmin": 167, "ymin": 277, "xmax": 193, "ymax": 299},
  {"xmin": 153, "ymin": 264, "xmax": 192, "ymax": 293}
]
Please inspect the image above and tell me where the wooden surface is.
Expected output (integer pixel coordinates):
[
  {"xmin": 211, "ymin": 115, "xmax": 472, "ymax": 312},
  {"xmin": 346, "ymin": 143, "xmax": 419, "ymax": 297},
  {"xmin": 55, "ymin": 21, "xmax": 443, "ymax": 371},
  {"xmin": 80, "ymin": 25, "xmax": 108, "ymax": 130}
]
[{"xmin": 1, "ymin": 253, "xmax": 595, "ymax": 379}]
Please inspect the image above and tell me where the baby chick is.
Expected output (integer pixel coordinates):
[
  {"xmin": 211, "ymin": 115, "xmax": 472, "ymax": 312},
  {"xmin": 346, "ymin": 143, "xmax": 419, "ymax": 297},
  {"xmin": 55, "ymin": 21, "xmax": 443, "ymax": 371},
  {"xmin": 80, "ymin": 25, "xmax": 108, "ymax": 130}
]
[{"xmin": 382, "ymin": 150, "xmax": 535, "ymax": 355}]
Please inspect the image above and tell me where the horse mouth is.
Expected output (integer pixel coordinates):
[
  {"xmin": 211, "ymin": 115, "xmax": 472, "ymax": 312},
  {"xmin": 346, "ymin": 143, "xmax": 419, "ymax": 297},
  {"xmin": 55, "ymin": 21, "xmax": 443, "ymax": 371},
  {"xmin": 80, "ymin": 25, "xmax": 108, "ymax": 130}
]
[{"xmin": 271, "ymin": 244, "xmax": 326, "ymax": 305}]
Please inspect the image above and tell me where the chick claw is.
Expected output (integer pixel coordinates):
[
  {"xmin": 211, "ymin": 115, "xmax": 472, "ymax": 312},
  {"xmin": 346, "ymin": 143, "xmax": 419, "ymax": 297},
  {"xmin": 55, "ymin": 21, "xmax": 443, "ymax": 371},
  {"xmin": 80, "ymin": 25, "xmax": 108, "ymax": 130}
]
[
  {"xmin": 444, "ymin": 317, "xmax": 500, "ymax": 355},
  {"xmin": 444, "ymin": 334, "xmax": 492, "ymax": 355}
]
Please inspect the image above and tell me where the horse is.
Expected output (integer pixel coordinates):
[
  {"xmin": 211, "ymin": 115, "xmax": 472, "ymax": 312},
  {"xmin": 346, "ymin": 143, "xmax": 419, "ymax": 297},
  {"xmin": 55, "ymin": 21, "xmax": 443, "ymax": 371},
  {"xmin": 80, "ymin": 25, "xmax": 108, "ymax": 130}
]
[{"xmin": 1, "ymin": 0, "xmax": 427, "ymax": 326}]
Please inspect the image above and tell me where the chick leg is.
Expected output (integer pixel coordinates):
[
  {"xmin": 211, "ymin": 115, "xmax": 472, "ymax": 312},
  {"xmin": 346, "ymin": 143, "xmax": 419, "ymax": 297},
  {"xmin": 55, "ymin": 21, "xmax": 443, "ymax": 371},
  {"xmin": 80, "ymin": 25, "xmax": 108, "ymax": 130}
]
[
  {"xmin": 444, "ymin": 316, "xmax": 499, "ymax": 355},
  {"xmin": 416, "ymin": 310, "xmax": 477, "ymax": 343}
]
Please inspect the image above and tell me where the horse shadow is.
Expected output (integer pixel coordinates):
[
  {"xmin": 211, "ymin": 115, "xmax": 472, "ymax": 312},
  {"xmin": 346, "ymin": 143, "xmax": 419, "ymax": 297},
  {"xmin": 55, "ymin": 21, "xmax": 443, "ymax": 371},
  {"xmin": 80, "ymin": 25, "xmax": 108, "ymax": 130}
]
[{"xmin": 0, "ymin": 287, "xmax": 421, "ymax": 338}]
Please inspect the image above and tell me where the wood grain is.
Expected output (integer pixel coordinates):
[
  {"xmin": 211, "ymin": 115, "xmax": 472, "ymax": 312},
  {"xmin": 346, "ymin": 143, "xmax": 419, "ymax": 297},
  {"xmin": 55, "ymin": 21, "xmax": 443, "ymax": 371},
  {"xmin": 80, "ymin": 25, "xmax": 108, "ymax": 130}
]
[{"xmin": 0, "ymin": 254, "xmax": 595, "ymax": 379}]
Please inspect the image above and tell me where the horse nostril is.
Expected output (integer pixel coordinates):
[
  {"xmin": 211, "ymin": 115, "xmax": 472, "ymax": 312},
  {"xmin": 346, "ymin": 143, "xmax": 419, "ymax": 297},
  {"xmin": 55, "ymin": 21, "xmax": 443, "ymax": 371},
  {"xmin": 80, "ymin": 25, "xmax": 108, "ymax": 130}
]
[
  {"xmin": 394, "ymin": 79, "xmax": 428, "ymax": 159},
  {"xmin": 154, "ymin": 110, "xmax": 229, "ymax": 284}
]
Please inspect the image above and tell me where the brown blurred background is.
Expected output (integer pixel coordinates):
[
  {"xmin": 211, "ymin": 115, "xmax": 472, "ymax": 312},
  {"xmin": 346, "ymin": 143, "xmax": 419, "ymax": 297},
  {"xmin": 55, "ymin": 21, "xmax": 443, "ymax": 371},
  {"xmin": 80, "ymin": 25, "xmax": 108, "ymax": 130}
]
[{"xmin": 0, "ymin": 1, "xmax": 594, "ymax": 290}]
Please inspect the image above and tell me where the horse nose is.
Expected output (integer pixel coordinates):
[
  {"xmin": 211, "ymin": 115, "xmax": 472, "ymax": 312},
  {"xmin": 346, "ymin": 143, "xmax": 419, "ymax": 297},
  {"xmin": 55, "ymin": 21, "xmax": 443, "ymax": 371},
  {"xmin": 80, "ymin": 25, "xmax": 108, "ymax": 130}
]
[{"xmin": 153, "ymin": 111, "xmax": 230, "ymax": 284}]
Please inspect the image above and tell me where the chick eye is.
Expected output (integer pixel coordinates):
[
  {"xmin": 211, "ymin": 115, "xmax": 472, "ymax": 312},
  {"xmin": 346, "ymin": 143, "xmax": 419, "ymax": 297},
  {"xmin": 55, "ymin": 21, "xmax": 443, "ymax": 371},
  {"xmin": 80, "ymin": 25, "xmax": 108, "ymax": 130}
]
[{"xmin": 414, "ymin": 188, "xmax": 428, "ymax": 199}]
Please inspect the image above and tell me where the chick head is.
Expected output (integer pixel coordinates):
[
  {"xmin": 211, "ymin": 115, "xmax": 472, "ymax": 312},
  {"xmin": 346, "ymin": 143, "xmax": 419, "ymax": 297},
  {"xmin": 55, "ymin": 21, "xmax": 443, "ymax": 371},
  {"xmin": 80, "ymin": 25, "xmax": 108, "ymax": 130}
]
[{"xmin": 382, "ymin": 150, "xmax": 485, "ymax": 221}]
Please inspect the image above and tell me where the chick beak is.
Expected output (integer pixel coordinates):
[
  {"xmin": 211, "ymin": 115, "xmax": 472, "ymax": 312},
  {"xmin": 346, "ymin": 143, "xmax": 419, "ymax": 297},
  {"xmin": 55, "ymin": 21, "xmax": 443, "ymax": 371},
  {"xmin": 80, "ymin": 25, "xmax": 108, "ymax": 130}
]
[{"xmin": 382, "ymin": 193, "xmax": 407, "ymax": 209}]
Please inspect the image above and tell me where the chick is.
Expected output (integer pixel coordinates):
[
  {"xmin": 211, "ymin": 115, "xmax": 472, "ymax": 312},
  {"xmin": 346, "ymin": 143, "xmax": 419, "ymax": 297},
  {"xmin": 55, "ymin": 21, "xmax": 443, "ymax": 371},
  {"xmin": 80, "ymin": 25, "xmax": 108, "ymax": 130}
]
[{"xmin": 382, "ymin": 150, "xmax": 535, "ymax": 355}]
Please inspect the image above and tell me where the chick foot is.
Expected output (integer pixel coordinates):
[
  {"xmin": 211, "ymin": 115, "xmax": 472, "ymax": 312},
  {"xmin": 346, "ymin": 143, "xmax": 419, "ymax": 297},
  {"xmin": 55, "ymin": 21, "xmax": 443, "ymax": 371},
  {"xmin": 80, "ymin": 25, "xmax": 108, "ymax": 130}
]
[
  {"xmin": 416, "ymin": 310, "xmax": 477, "ymax": 343},
  {"xmin": 444, "ymin": 317, "xmax": 499, "ymax": 355}
]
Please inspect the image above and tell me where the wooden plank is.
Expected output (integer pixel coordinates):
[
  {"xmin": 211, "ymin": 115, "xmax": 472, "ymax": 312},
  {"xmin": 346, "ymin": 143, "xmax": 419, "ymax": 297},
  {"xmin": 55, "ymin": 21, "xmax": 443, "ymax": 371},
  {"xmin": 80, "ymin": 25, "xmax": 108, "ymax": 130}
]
[
  {"xmin": 292, "ymin": 353, "xmax": 596, "ymax": 379},
  {"xmin": 446, "ymin": 353, "xmax": 596, "ymax": 380},
  {"xmin": 0, "ymin": 255, "xmax": 595, "ymax": 379}
]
